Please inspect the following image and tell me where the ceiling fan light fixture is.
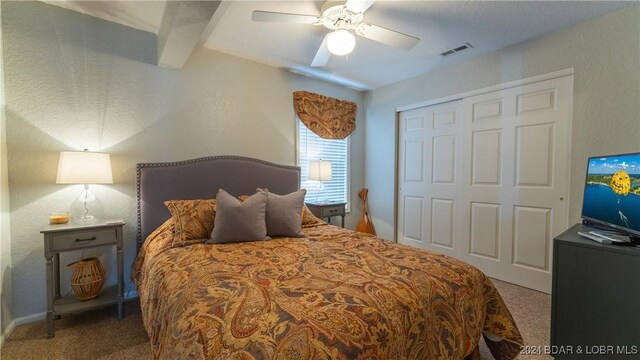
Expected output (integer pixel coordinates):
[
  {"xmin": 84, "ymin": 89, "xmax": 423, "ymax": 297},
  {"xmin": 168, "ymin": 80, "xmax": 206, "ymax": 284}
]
[{"xmin": 326, "ymin": 29, "xmax": 355, "ymax": 56}]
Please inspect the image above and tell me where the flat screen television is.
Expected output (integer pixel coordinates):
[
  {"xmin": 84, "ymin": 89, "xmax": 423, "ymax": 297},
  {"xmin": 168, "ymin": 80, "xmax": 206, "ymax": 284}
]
[{"xmin": 582, "ymin": 152, "xmax": 640, "ymax": 240}]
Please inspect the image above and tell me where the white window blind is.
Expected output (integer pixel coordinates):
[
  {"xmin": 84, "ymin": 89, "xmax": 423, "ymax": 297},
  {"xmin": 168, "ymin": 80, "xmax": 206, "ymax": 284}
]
[{"xmin": 298, "ymin": 119, "xmax": 349, "ymax": 206}]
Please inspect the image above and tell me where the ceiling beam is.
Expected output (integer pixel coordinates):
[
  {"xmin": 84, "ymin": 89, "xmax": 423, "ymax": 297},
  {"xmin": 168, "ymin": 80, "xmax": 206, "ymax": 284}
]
[{"xmin": 157, "ymin": 1, "xmax": 222, "ymax": 69}]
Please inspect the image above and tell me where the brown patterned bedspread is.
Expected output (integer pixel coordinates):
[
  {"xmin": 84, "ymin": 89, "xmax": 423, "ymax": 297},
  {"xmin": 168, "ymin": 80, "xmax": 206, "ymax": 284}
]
[{"xmin": 133, "ymin": 221, "xmax": 523, "ymax": 359}]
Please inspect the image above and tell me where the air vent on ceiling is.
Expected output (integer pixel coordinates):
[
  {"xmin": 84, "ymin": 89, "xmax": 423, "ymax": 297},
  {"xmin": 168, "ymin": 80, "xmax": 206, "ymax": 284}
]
[{"xmin": 440, "ymin": 42, "xmax": 473, "ymax": 57}]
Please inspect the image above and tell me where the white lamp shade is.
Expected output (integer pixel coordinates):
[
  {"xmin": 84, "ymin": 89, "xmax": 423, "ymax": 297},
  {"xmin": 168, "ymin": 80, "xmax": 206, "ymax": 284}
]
[
  {"xmin": 326, "ymin": 29, "xmax": 356, "ymax": 56},
  {"xmin": 56, "ymin": 151, "xmax": 113, "ymax": 184},
  {"xmin": 308, "ymin": 160, "xmax": 332, "ymax": 181}
]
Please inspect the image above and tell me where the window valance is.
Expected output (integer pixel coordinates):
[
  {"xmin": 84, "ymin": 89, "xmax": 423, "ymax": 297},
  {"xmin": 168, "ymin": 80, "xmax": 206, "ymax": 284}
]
[{"xmin": 293, "ymin": 91, "xmax": 356, "ymax": 139}]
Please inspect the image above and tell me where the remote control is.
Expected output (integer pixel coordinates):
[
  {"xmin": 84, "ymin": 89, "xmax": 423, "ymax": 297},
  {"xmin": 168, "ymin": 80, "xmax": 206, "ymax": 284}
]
[
  {"xmin": 588, "ymin": 231, "xmax": 630, "ymax": 243},
  {"xmin": 578, "ymin": 231, "xmax": 612, "ymax": 245}
]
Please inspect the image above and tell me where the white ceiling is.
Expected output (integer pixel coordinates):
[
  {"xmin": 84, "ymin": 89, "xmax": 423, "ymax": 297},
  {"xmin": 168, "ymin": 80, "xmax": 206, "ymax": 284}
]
[
  {"xmin": 41, "ymin": 1, "xmax": 636, "ymax": 90},
  {"xmin": 41, "ymin": 0, "xmax": 167, "ymax": 34}
]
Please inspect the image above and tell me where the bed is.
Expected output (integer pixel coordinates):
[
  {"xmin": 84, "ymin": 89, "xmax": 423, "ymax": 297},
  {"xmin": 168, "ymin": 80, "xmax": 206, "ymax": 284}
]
[{"xmin": 133, "ymin": 156, "xmax": 523, "ymax": 359}]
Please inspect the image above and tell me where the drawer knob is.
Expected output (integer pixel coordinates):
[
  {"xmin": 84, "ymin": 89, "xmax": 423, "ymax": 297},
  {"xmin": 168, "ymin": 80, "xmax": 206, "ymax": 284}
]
[
  {"xmin": 330, "ymin": 209, "xmax": 338, "ymax": 213},
  {"xmin": 75, "ymin": 236, "xmax": 97, "ymax": 242}
]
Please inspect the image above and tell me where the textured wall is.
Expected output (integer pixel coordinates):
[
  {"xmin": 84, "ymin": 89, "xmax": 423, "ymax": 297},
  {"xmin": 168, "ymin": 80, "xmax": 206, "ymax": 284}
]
[
  {"xmin": 0, "ymin": 1, "xmax": 13, "ymax": 336},
  {"xmin": 2, "ymin": 1, "xmax": 365, "ymax": 320},
  {"xmin": 365, "ymin": 6, "xmax": 640, "ymax": 240}
]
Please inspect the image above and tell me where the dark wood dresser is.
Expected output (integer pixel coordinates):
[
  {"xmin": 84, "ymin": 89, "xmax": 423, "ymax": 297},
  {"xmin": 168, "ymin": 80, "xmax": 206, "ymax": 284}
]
[{"xmin": 551, "ymin": 223, "xmax": 640, "ymax": 358}]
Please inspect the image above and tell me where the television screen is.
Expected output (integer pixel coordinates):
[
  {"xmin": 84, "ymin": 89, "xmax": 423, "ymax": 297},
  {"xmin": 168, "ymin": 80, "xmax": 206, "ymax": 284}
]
[{"xmin": 582, "ymin": 152, "xmax": 640, "ymax": 236}]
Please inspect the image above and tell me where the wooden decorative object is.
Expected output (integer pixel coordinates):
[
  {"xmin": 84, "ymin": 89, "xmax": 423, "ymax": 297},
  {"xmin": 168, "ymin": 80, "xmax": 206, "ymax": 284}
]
[
  {"xmin": 67, "ymin": 258, "xmax": 106, "ymax": 300},
  {"xmin": 357, "ymin": 188, "xmax": 375, "ymax": 235}
]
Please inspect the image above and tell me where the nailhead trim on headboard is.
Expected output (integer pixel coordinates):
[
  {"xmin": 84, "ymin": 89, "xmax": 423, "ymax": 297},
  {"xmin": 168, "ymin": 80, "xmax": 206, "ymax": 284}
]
[{"xmin": 136, "ymin": 155, "xmax": 301, "ymax": 248}]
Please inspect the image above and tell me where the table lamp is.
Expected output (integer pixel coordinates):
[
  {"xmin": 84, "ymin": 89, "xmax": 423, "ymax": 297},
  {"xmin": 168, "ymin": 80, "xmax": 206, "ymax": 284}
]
[
  {"xmin": 56, "ymin": 149, "xmax": 113, "ymax": 223},
  {"xmin": 308, "ymin": 159, "xmax": 332, "ymax": 203}
]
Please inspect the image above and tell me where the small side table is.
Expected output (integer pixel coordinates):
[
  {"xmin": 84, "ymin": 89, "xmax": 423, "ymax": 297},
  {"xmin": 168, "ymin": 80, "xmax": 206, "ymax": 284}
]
[
  {"xmin": 41, "ymin": 220, "xmax": 125, "ymax": 338},
  {"xmin": 305, "ymin": 202, "xmax": 346, "ymax": 228}
]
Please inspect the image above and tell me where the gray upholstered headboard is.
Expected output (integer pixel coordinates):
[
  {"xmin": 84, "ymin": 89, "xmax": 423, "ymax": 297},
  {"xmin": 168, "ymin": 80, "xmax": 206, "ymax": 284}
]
[{"xmin": 136, "ymin": 155, "xmax": 300, "ymax": 247}]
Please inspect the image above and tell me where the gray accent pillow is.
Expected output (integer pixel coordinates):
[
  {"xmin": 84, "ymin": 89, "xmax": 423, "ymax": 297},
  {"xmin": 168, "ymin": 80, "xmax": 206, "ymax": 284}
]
[
  {"xmin": 208, "ymin": 189, "xmax": 268, "ymax": 244},
  {"xmin": 261, "ymin": 189, "xmax": 307, "ymax": 238}
]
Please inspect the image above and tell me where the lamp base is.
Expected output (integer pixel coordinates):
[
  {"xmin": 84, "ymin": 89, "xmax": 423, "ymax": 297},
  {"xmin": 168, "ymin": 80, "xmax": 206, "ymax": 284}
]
[
  {"xmin": 69, "ymin": 186, "xmax": 104, "ymax": 224},
  {"xmin": 75, "ymin": 214, "xmax": 97, "ymax": 224}
]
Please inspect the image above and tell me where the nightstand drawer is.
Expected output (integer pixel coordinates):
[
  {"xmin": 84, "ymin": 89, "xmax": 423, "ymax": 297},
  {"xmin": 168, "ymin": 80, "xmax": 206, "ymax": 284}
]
[
  {"xmin": 50, "ymin": 228, "xmax": 117, "ymax": 251},
  {"xmin": 305, "ymin": 203, "xmax": 346, "ymax": 228},
  {"xmin": 320, "ymin": 205, "xmax": 345, "ymax": 217}
]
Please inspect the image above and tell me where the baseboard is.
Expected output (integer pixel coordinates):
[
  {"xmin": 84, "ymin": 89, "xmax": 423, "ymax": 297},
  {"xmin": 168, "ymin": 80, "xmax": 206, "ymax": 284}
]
[
  {"xmin": 0, "ymin": 312, "xmax": 43, "ymax": 347},
  {"xmin": 14, "ymin": 312, "xmax": 47, "ymax": 327},
  {"xmin": 0, "ymin": 290, "xmax": 140, "ymax": 346},
  {"xmin": 0, "ymin": 319, "xmax": 16, "ymax": 348}
]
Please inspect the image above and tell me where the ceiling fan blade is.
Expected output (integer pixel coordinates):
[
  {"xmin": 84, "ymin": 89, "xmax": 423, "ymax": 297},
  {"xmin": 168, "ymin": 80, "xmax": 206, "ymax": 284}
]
[
  {"xmin": 252, "ymin": 10, "xmax": 320, "ymax": 24},
  {"xmin": 345, "ymin": 0, "xmax": 376, "ymax": 13},
  {"xmin": 355, "ymin": 23, "xmax": 420, "ymax": 50},
  {"xmin": 311, "ymin": 36, "xmax": 331, "ymax": 67}
]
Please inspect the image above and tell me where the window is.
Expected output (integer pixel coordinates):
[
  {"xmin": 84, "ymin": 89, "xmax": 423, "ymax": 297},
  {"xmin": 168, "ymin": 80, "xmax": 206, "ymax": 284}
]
[{"xmin": 297, "ymin": 119, "xmax": 349, "ymax": 208}]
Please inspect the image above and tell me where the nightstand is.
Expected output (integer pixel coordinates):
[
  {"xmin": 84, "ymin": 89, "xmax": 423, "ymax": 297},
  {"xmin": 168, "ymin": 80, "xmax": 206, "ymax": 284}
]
[
  {"xmin": 305, "ymin": 202, "xmax": 346, "ymax": 228},
  {"xmin": 41, "ymin": 220, "xmax": 125, "ymax": 338}
]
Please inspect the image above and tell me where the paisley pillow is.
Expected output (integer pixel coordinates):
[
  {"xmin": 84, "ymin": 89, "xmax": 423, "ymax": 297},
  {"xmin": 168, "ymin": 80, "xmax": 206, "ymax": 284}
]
[
  {"xmin": 301, "ymin": 203, "xmax": 326, "ymax": 228},
  {"xmin": 164, "ymin": 199, "xmax": 217, "ymax": 247}
]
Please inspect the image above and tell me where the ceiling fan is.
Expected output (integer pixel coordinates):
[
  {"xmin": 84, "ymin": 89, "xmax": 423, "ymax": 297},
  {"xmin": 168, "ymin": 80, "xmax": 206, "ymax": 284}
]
[{"xmin": 252, "ymin": 0, "xmax": 420, "ymax": 67}]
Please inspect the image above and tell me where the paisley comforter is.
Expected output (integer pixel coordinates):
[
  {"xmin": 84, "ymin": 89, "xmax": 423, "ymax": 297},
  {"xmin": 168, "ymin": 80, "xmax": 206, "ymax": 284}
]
[{"xmin": 133, "ymin": 221, "xmax": 523, "ymax": 359}]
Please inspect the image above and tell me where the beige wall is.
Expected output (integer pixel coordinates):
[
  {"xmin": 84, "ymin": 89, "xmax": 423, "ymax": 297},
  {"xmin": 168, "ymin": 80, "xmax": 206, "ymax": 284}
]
[
  {"xmin": 2, "ymin": 1, "xmax": 364, "ymax": 320},
  {"xmin": 365, "ymin": 6, "xmax": 640, "ymax": 240},
  {"xmin": 0, "ymin": 1, "xmax": 13, "ymax": 337}
]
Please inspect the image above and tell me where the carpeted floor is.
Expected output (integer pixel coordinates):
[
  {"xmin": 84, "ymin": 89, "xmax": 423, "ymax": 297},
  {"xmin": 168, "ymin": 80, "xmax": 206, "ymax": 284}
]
[
  {"xmin": 1, "ymin": 279, "xmax": 550, "ymax": 359},
  {"xmin": 490, "ymin": 279, "xmax": 551, "ymax": 360}
]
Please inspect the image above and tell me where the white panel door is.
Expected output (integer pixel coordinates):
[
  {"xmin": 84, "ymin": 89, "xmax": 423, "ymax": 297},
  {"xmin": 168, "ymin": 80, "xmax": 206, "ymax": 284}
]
[
  {"xmin": 397, "ymin": 107, "xmax": 427, "ymax": 249},
  {"xmin": 397, "ymin": 101, "xmax": 463, "ymax": 256},
  {"xmin": 397, "ymin": 75, "xmax": 572, "ymax": 293},
  {"xmin": 459, "ymin": 76, "xmax": 571, "ymax": 293}
]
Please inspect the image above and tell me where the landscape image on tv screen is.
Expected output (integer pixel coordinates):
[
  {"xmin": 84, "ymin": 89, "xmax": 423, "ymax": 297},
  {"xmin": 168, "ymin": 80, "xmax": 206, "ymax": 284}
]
[{"xmin": 583, "ymin": 153, "xmax": 640, "ymax": 234}]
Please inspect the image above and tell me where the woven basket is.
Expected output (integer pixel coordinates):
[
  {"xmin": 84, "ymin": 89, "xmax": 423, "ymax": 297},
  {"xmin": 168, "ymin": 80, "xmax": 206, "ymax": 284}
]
[{"xmin": 67, "ymin": 258, "xmax": 106, "ymax": 300}]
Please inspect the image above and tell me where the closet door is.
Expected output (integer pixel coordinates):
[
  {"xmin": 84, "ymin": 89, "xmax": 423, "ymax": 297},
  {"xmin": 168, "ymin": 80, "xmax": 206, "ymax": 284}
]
[
  {"xmin": 397, "ymin": 75, "xmax": 572, "ymax": 293},
  {"xmin": 397, "ymin": 100, "xmax": 463, "ymax": 257},
  {"xmin": 459, "ymin": 77, "xmax": 571, "ymax": 293}
]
